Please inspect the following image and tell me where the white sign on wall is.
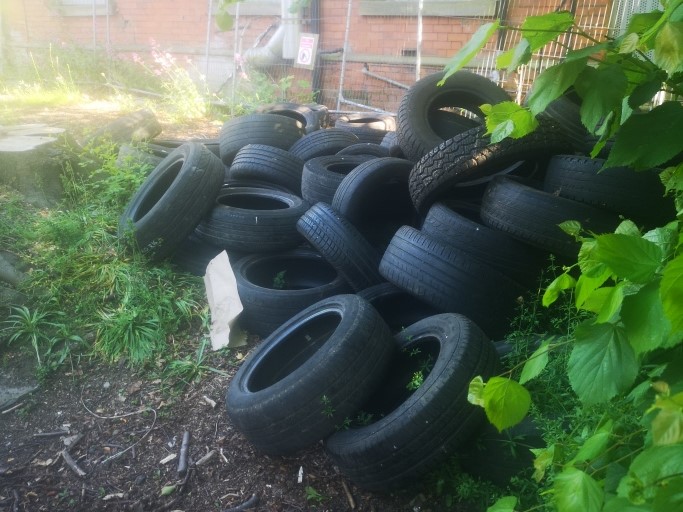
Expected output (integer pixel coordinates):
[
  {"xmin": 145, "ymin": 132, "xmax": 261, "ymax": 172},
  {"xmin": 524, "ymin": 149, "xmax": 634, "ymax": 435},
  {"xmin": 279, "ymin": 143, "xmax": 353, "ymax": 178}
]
[{"xmin": 295, "ymin": 33, "xmax": 318, "ymax": 70}]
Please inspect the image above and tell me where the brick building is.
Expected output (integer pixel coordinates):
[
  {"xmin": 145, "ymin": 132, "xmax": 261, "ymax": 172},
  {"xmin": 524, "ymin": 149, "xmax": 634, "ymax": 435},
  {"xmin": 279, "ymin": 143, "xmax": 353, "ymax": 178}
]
[{"xmin": 1, "ymin": 0, "xmax": 628, "ymax": 112}]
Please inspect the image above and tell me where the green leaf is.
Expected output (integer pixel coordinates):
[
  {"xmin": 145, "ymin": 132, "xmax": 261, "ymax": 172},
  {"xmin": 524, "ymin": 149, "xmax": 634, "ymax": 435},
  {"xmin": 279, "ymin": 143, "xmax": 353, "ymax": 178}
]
[
  {"xmin": 519, "ymin": 339, "xmax": 551, "ymax": 384},
  {"xmin": 628, "ymin": 75, "xmax": 665, "ymax": 109},
  {"xmin": 482, "ymin": 376, "xmax": 531, "ymax": 432},
  {"xmin": 554, "ymin": 467, "xmax": 603, "ymax": 512},
  {"xmin": 618, "ymin": 445, "xmax": 683, "ymax": 503},
  {"xmin": 605, "ymin": 102, "xmax": 683, "ymax": 170},
  {"xmin": 531, "ymin": 444, "xmax": 555, "ymax": 482},
  {"xmin": 622, "ymin": 280, "xmax": 674, "ymax": 355},
  {"xmin": 442, "ymin": 21, "xmax": 500, "ymax": 83},
  {"xmin": 482, "ymin": 101, "xmax": 538, "ymax": 142},
  {"xmin": 521, "ymin": 11, "xmax": 576, "ymax": 51},
  {"xmin": 497, "ymin": 39, "xmax": 532, "ymax": 71},
  {"xmin": 543, "ymin": 273, "xmax": 577, "ymax": 307},
  {"xmin": 653, "ymin": 476, "xmax": 683, "ymax": 512},
  {"xmin": 486, "ymin": 496, "xmax": 518, "ymax": 512},
  {"xmin": 215, "ymin": 11, "xmax": 234, "ymax": 31},
  {"xmin": 579, "ymin": 239, "xmax": 610, "ymax": 278},
  {"xmin": 603, "ymin": 497, "xmax": 650, "ymax": 512},
  {"xmin": 652, "ymin": 408, "xmax": 683, "ymax": 445},
  {"xmin": 620, "ymin": 33, "xmax": 641, "ymax": 53},
  {"xmin": 569, "ymin": 322, "xmax": 638, "ymax": 405},
  {"xmin": 527, "ymin": 58, "xmax": 588, "ymax": 117},
  {"xmin": 559, "ymin": 220, "xmax": 583, "ymax": 238},
  {"xmin": 595, "ymin": 283, "xmax": 625, "ymax": 323},
  {"xmin": 655, "ymin": 22, "xmax": 683, "ymax": 75},
  {"xmin": 574, "ymin": 64, "xmax": 628, "ymax": 133},
  {"xmin": 660, "ymin": 163, "xmax": 683, "ymax": 195},
  {"xmin": 644, "ymin": 223, "xmax": 679, "ymax": 260},
  {"xmin": 160, "ymin": 484, "xmax": 176, "ymax": 496},
  {"xmin": 575, "ymin": 270, "xmax": 611, "ymax": 310},
  {"xmin": 627, "ymin": 11, "xmax": 664, "ymax": 40},
  {"xmin": 594, "ymin": 233, "xmax": 663, "ymax": 284},
  {"xmin": 615, "ymin": 220, "xmax": 642, "ymax": 237},
  {"xmin": 565, "ymin": 42, "xmax": 610, "ymax": 61},
  {"xmin": 468, "ymin": 375, "xmax": 485, "ymax": 407},
  {"xmin": 661, "ymin": 253, "xmax": 683, "ymax": 333},
  {"xmin": 570, "ymin": 420, "xmax": 613, "ymax": 464}
]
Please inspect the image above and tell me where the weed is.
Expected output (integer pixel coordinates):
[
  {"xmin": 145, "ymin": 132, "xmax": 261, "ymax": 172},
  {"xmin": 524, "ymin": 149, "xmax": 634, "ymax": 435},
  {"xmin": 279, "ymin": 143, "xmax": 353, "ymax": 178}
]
[
  {"xmin": 406, "ymin": 370, "xmax": 424, "ymax": 391},
  {"xmin": 162, "ymin": 338, "xmax": 229, "ymax": 391},
  {"xmin": 272, "ymin": 270, "xmax": 287, "ymax": 290},
  {"xmin": 320, "ymin": 395, "xmax": 335, "ymax": 418},
  {"xmin": 304, "ymin": 485, "xmax": 326, "ymax": 503},
  {"xmin": 3, "ymin": 306, "xmax": 64, "ymax": 367}
]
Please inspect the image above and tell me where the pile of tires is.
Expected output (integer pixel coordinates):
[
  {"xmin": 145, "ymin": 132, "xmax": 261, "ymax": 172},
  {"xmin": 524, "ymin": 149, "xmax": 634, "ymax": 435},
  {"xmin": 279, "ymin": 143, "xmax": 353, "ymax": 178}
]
[{"xmin": 117, "ymin": 72, "xmax": 674, "ymax": 490}]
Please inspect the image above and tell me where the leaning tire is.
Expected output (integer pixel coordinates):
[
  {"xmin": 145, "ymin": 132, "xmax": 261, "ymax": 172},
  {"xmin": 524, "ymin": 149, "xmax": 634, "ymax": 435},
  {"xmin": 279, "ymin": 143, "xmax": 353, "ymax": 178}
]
[
  {"xmin": 226, "ymin": 294, "xmax": 394, "ymax": 455},
  {"xmin": 480, "ymin": 176, "xmax": 621, "ymax": 260},
  {"xmin": 357, "ymin": 282, "xmax": 439, "ymax": 334},
  {"xmin": 118, "ymin": 142, "xmax": 224, "ymax": 261},
  {"xmin": 379, "ymin": 226, "xmax": 525, "ymax": 338},
  {"xmin": 324, "ymin": 313, "xmax": 499, "ymax": 490},
  {"xmin": 408, "ymin": 120, "xmax": 573, "ymax": 215},
  {"xmin": 219, "ymin": 113, "xmax": 305, "ymax": 165},
  {"xmin": 194, "ymin": 187, "xmax": 308, "ymax": 253},
  {"xmin": 255, "ymin": 102, "xmax": 325, "ymax": 134},
  {"xmin": 396, "ymin": 71, "xmax": 510, "ymax": 162},
  {"xmin": 297, "ymin": 203, "xmax": 384, "ymax": 291},
  {"xmin": 229, "ymin": 144, "xmax": 305, "ymax": 195},
  {"xmin": 233, "ymin": 248, "xmax": 352, "ymax": 338},
  {"xmin": 288, "ymin": 128, "xmax": 360, "ymax": 161},
  {"xmin": 301, "ymin": 155, "xmax": 372, "ymax": 205},
  {"xmin": 334, "ymin": 113, "xmax": 397, "ymax": 145}
]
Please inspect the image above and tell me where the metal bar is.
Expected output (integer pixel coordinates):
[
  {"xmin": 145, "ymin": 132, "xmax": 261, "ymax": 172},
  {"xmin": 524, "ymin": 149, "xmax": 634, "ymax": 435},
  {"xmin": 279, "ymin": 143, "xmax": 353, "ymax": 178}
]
[
  {"xmin": 361, "ymin": 68, "xmax": 410, "ymax": 90},
  {"xmin": 336, "ymin": 0, "xmax": 353, "ymax": 112},
  {"xmin": 416, "ymin": 0, "xmax": 423, "ymax": 81},
  {"xmin": 205, "ymin": 0, "xmax": 214, "ymax": 80}
]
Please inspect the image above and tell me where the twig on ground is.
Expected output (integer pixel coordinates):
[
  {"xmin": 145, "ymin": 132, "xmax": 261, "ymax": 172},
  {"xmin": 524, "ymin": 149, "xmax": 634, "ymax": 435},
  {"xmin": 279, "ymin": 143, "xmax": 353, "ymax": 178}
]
[
  {"xmin": 195, "ymin": 449, "xmax": 216, "ymax": 467},
  {"xmin": 341, "ymin": 479, "xmax": 356, "ymax": 510},
  {"xmin": 61, "ymin": 449, "xmax": 86, "ymax": 478},
  {"xmin": 222, "ymin": 493, "xmax": 259, "ymax": 512},
  {"xmin": 11, "ymin": 489, "xmax": 20, "ymax": 512},
  {"xmin": 1, "ymin": 403, "xmax": 24, "ymax": 415},
  {"xmin": 177, "ymin": 431, "xmax": 190, "ymax": 477}
]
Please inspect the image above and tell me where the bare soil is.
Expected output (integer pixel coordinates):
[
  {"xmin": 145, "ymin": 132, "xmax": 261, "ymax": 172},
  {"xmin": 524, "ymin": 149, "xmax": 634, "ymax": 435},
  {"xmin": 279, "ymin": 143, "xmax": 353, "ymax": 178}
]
[{"xmin": 0, "ymin": 103, "xmax": 477, "ymax": 512}]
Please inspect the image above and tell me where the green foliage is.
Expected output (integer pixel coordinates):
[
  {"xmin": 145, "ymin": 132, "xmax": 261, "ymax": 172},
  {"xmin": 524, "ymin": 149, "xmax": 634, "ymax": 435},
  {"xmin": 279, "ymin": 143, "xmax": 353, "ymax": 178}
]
[
  {"xmin": 304, "ymin": 485, "xmax": 327, "ymax": 503},
  {"xmin": 2, "ymin": 306, "xmax": 64, "ymax": 367},
  {"xmin": 162, "ymin": 338, "xmax": 229, "ymax": 391},
  {"xmin": 444, "ymin": 6, "xmax": 683, "ymax": 510}
]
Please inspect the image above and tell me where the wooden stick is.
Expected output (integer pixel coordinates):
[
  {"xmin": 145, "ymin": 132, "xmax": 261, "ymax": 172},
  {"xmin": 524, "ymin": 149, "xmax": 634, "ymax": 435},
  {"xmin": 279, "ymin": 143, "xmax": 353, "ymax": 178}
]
[
  {"xmin": 61, "ymin": 450, "xmax": 86, "ymax": 478},
  {"xmin": 341, "ymin": 479, "xmax": 356, "ymax": 510},
  {"xmin": 195, "ymin": 450, "xmax": 216, "ymax": 467}
]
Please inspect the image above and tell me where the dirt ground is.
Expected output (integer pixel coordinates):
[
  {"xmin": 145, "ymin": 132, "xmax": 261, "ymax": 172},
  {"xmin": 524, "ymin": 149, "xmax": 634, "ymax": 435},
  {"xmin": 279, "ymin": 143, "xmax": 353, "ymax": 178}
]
[{"xmin": 0, "ymin": 102, "xmax": 484, "ymax": 512}]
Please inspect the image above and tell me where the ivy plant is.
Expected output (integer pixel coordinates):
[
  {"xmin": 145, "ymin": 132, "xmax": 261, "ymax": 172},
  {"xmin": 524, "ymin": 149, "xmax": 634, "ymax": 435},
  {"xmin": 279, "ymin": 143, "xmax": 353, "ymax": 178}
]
[{"xmin": 447, "ymin": 2, "xmax": 683, "ymax": 511}]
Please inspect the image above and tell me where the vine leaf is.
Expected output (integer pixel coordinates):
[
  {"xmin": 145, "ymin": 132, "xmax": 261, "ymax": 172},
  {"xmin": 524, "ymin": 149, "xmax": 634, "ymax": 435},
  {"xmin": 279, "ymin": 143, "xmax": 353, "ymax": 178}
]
[
  {"xmin": 661, "ymin": 253, "xmax": 683, "ymax": 333},
  {"xmin": 605, "ymin": 102, "xmax": 683, "ymax": 170},
  {"xmin": 481, "ymin": 102, "xmax": 538, "ymax": 142},
  {"xmin": 554, "ymin": 467, "xmax": 603, "ymax": 512},
  {"xmin": 594, "ymin": 233, "xmax": 663, "ymax": 284},
  {"xmin": 531, "ymin": 444, "xmax": 555, "ymax": 482},
  {"xmin": 570, "ymin": 420, "xmax": 613, "ymax": 464},
  {"xmin": 617, "ymin": 445, "xmax": 683, "ymax": 503},
  {"xmin": 519, "ymin": 339, "xmax": 551, "ymax": 384},
  {"xmin": 497, "ymin": 40, "xmax": 531, "ymax": 71},
  {"xmin": 652, "ymin": 408, "xmax": 683, "ymax": 446},
  {"xmin": 595, "ymin": 283, "xmax": 625, "ymax": 324},
  {"xmin": 655, "ymin": 21, "xmax": 683, "ymax": 75},
  {"xmin": 486, "ymin": 496, "xmax": 518, "ymax": 512},
  {"xmin": 574, "ymin": 64, "xmax": 628, "ymax": 133},
  {"xmin": 542, "ymin": 272, "xmax": 576, "ymax": 307},
  {"xmin": 575, "ymin": 269, "xmax": 611, "ymax": 310},
  {"xmin": 568, "ymin": 322, "xmax": 638, "ymax": 405},
  {"xmin": 482, "ymin": 376, "xmax": 531, "ymax": 432},
  {"xmin": 622, "ymin": 280, "xmax": 676, "ymax": 355},
  {"xmin": 653, "ymin": 476, "xmax": 683, "ymax": 512},
  {"xmin": 521, "ymin": 11, "xmax": 576, "ymax": 51},
  {"xmin": 526, "ymin": 58, "xmax": 587, "ymax": 116},
  {"xmin": 603, "ymin": 497, "xmax": 650, "ymax": 512},
  {"xmin": 441, "ymin": 21, "xmax": 500, "ymax": 83}
]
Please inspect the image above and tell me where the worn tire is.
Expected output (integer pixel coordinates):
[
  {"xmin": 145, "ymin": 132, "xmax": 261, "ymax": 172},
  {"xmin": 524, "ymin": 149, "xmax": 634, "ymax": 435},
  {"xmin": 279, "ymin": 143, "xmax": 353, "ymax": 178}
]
[
  {"xmin": 337, "ymin": 143, "xmax": 392, "ymax": 158},
  {"xmin": 396, "ymin": 71, "xmax": 510, "ymax": 162},
  {"xmin": 288, "ymin": 128, "xmax": 360, "ymax": 161},
  {"xmin": 481, "ymin": 176, "xmax": 621, "ymax": 260},
  {"xmin": 233, "ymin": 248, "xmax": 352, "ymax": 338},
  {"xmin": 226, "ymin": 294, "xmax": 394, "ymax": 455},
  {"xmin": 408, "ymin": 120, "xmax": 574, "ymax": 215},
  {"xmin": 118, "ymin": 142, "xmax": 224, "ymax": 261},
  {"xmin": 357, "ymin": 282, "xmax": 439, "ymax": 333},
  {"xmin": 379, "ymin": 226, "xmax": 525, "ymax": 338},
  {"xmin": 334, "ymin": 113, "xmax": 397, "ymax": 145},
  {"xmin": 255, "ymin": 102, "xmax": 325, "ymax": 134},
  {"xmin": 229, "ymin": 144, "xmax": 305, "ymax": 195},
  {"xmin": 324, "ymin": 313, "xmax": 500, "ymax": 490},
  {"xmin": 543, "ymin": 155, "xmax": 675, "ymax": 228},
  {"xmin": 195, "ymin": 187, "xmax": 308, "ymax": 253},
  {"xmin": 219, "ymin": 113, "xmax": 305, "ymax": 165},
  {"xmin": 296, "ymin": 203, "xmax": 384, "ymax": 291},
  {"xmin": 301, "ymin": 155, "xmax": 372, "ymax": 205}
]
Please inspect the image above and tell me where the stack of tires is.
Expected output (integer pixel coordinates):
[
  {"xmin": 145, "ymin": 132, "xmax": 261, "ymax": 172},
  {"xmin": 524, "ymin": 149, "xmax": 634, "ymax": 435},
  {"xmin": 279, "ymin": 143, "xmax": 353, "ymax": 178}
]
[{"xmin": 117, "ymin": 71, "xmax": 674, "ymax": 490}]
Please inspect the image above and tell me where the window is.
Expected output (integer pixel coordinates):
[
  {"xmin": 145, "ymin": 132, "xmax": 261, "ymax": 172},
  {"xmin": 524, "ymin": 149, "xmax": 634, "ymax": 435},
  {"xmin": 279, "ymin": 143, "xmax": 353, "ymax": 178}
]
[
  {"xmin": 58, "ymin": 0, "xmax": 116, "ymax": 17},
  {"xmin": 359, "ymin": 0, "xmax": 497, "ymax": 17}
]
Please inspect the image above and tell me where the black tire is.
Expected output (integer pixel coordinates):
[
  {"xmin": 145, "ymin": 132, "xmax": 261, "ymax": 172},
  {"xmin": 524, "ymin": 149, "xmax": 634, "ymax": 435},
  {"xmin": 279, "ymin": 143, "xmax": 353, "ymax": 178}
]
[
  {"xmin": 288, "ymin": 128, "xmax": 360, "ymax": 161},
  {"xmin": 170, "ymin": 233, "xmax": 225, "ymax": 276},
  {"xmin": 396, "ymin": 71, "xmax": 510, "ymax": 162},
  {"xmin": 301, "ymin": 155, "xmax": 372, "ymax": 205},
  {"xmin": 116, "ymin": 143, "xmax": 166, "ymax": 169},
  {"xmin": 255, "ymin": 102, "xmax": 325, "ymax": 134},
  {"xmin": 543, "ymin": 155, "xmax": 675, "ymax": 228},
  {"xmin": 337, "ymin": 143, "xmax": 392, "ymax": 158},
  {"xmin": 332, "ymin": 157, "xmax": 418, "ymax": 250},
  {"xmin": 531, "ymin": 89, "xmax": 589, "ymax": 151},
  {"xmin": 225, "ymin": 294, "xmax": 394, "ymax": 455},
  {"xmin": 379, "ymin": 226, "xmax": 525, "ymax": 338},
  {"xmin": 233, "ymin": 248, "xmax": 352, "ymax": 338},
  {"xmin": 334, "ymin": 113, "xmax": 397, "ymax": 145},
  {"xmin": 149, "ymin": 138, "xmax": 221, "ymax": 158},
  {"xmin": 357, "ymin": 282, "xmax": 439, "ymax": 334},
  {"xmin": 229, "ymin": 144, "xmax": 305, "ymax": 195},
  {"xmin": 194, "ymin": 187, "xmax": 308, "ymax": 253},
  {"xmin": 324, "ymin": 313, "xmax": 500, "ymax": 490},
  {"xmin": 118, "ymin": 143, "xmax": 224, "ymax": 261},
  {"xmin": 219, "ymin": 113, "xmax": 305, "ymax": 166},
  {"xmin": 296, "ymin": 203, "xmax": 384, "ymax": 291},
  {"xmin": 421, "ymin": 201, "xmax": 547, "ymax": 287},
  {"xmin": 480, "ymin": 176, "xmax": 622, "ymax": 260},
  {"xmin": 408, "ymin": 120, "xmax": 574, "ymax": 215}
]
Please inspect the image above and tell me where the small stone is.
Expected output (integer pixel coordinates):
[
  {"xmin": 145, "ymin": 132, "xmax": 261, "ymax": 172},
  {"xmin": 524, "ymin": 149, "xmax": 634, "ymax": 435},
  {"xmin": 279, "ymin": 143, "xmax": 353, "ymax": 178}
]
[{"xmin": 103, "ymin": 382, "xmax": 111, "ymax": 389}]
